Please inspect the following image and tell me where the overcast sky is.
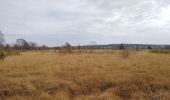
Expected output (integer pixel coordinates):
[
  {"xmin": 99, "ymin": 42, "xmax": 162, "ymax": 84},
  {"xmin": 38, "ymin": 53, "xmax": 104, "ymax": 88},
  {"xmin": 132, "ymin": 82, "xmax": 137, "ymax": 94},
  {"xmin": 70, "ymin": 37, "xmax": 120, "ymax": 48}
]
[{"xmin": 0, "ymin": 0, "xmax": 170, "ymax": 46}]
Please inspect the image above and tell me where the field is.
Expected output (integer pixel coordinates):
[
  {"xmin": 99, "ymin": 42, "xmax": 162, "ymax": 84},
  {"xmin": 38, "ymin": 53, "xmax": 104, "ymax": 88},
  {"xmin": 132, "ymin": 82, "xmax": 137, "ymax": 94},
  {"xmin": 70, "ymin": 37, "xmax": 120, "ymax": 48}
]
[{"xmin": 0, "ymin": 50, "xmax": 170, "ymax": 100}]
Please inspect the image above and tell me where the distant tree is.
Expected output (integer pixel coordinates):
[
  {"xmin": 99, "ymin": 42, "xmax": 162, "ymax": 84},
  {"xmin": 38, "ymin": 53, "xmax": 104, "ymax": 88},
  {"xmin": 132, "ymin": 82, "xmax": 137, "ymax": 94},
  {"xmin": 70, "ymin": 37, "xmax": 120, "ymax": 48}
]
[
  {"xmin": 41, "ymin": 45, "xmax": 48, "ymax": 50},
  {"xmin": 120, "ymin": 44, "xmax": 129, "ymax": 59},
  {"xmin": 29, "ymin": 42, "xmax": 36, "ymax": 47},
  {"xmin": 23, "ymin": 42, "xmax": 30, "ymax": 50},
  {"xmin": 16, "ymin": 39, "xmax": 30, "ymax": 50},
  {"xmin": 0, "ymin": 31, "xmax": 5, "ymax": 47},
  {"xmin": 148, "ymin": 46, "xmax": 152, "ymax": 50},
  {"xmin": 16, "ymin": 39, "xmax": 26, "ymax": 46},
  {"xmin": 28, "ymin": 42, "xmax": 38, "ymax": 49},
  {"xmin": 60, "ymin": 42, "xmax": 72, "ymax": 53},
  {"xmin": 120, "ymin": 44, "xmax": 125, "ymax": 49},
  {"xmin": 65, "ymin": 42, "xmax": 72, "ymax": 47},
  {"xmin": 165, "ymin": 45, "xmax": 170, "ymax": 49},
  {"xmin": 5, "ymin": 44, "xmax": 12, "ymax": 50},
  {"xmin": 64, "ymin": 42, "xmax": 72, "ymax": 52}
]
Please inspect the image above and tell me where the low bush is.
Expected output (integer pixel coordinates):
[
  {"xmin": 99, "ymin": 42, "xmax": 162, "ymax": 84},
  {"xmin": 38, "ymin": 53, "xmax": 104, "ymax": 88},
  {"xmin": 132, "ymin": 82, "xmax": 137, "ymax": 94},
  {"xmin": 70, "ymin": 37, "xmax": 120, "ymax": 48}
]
[
  {"xmin": 0, "ymin": 50, "xmax": 20, "ymax": 60},
  {"xmin": 0, "ymin": 51, "xmax": 6, "ymax": 60}
]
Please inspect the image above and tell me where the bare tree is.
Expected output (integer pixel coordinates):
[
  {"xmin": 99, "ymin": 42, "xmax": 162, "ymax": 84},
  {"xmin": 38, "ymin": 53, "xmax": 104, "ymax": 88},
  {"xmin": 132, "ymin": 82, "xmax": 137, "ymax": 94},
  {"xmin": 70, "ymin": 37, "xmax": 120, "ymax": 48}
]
[
  {"xmin": 16, "ymin": 39, "xmax": 27, "ymax": 46},
  {"xmin": 60, "ymin": 42, "xmax": 72, "ymax": 53},
  {"xmin": 0, "ymin": 31, "xmax": 5, "ymax": 47},
  {"xmin": 28, "ymin": 42, "xmax": 38, "ymax": 49},
  {"xmin": 16, "ymin": 39, "xmax": 30, "ymax": 50},
  {"xmin": 120, "ymin": 44, "xmax": 129, "ymax": 59}
]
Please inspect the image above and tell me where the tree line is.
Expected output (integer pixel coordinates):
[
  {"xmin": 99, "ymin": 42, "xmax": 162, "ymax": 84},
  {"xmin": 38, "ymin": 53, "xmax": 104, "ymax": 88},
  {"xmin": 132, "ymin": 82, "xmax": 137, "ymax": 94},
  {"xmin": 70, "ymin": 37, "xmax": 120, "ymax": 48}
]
[
  {"xmin": 1, "ymin": 31, "xmax": 170, "ymax": 51},
  {"xmin": 0, "ymin": 31, "xmax": 51, "ymax": 51}
]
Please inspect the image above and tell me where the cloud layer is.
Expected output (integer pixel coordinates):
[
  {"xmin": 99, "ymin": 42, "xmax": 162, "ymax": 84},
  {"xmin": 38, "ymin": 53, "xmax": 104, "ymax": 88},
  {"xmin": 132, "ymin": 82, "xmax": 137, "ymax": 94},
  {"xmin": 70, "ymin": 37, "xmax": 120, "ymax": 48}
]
[{"xmin": 0, "ymin": 0, "xmax": 170, "ymax": 46}]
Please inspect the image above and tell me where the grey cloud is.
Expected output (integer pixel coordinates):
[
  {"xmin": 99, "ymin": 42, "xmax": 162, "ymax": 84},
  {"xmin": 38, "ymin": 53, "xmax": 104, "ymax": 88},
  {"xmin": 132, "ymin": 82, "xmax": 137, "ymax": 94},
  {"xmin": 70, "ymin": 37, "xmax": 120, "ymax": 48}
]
[{"xmin": 0, "ymin": 0, "xmax": 170, "ymax": 46}]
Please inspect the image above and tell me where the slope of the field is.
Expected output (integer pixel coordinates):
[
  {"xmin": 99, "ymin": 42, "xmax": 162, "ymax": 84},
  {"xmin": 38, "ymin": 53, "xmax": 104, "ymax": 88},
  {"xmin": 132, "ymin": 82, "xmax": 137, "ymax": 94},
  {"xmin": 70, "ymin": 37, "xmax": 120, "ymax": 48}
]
[{"xmin": 0, "ymin": 51, "xmax": 170, "ymax": 100}]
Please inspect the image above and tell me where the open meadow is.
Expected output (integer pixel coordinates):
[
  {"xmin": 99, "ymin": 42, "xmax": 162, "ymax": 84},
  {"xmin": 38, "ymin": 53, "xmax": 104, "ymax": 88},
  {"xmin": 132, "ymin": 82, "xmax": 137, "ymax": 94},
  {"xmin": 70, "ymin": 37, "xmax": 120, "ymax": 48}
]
[{"xmin": 0, "ymin": 50, "xmax": 170, "ymax": 100}]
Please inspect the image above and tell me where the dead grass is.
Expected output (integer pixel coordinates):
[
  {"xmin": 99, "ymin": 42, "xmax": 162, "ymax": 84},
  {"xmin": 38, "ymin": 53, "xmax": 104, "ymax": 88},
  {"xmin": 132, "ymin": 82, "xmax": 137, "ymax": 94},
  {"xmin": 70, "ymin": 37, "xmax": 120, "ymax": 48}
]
[{"xmin": 0, "ymin": 51, "xmax": 169, "ymax": 100}]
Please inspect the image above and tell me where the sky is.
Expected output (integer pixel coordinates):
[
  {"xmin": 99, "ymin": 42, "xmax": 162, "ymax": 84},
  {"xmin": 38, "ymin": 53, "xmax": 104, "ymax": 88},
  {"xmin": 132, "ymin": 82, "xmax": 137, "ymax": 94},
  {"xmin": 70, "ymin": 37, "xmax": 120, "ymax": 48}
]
[{"xmin": 0, "ymin": 0, "xmax": 170, "ymax": 46}]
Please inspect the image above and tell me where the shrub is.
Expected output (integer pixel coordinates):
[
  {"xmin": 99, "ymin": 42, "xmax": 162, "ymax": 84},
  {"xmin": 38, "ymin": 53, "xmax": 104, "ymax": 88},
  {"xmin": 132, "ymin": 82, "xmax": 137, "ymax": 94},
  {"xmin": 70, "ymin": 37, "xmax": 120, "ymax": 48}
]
[
  {"xmin": 0, "ymin": 50, "xmax": 20, "ymax": 60},
  {"xmin": 0, "ymin": 51, "xmax": 6, "ymax": 60}
]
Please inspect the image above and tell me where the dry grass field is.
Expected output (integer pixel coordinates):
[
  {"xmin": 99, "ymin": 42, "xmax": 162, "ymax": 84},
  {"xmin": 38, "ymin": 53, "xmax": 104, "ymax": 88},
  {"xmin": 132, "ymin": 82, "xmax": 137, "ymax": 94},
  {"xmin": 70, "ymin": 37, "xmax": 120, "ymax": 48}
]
[{"xmin": 0, "ymin": 51, "xmax": 170, "ymax": 100}]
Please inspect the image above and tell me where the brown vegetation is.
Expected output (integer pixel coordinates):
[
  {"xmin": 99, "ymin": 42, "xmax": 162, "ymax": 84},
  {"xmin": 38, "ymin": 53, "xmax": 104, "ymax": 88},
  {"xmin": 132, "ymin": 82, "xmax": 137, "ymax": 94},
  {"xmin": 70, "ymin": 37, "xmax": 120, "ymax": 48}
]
[
  {"xmin": 0, "ymin": 50, "xmax": 169, "ymax": 100},
  {"xmin": 59, "ymin": 43, "xmax": 73, "ymax": 54}
]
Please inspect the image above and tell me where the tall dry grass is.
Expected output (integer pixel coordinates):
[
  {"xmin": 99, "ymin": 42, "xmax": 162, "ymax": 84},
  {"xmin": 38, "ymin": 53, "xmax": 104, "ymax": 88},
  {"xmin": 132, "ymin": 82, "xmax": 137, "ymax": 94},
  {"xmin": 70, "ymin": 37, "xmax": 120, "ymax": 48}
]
[{"xmin": 0, "ymin": 51, "xmax": 169, "ymax": 100}]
